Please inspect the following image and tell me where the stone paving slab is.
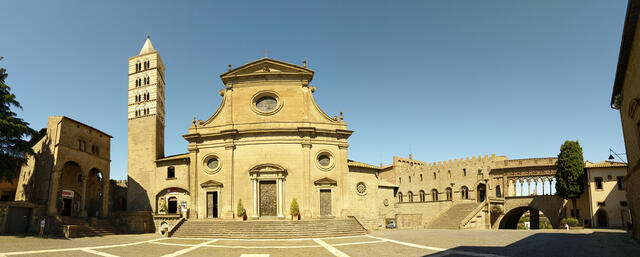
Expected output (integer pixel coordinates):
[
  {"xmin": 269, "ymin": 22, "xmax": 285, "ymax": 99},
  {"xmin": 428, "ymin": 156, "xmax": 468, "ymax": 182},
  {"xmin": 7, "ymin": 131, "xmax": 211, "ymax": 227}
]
[
  {"xmin": 187, "ymin": 247, "xmax": 335, "ymax": 257},
  {"xmin": 337, "ymin": 241, "xmax": 438, "ymax": 257},
  {"xmin": 98, "ymin": 242, "xmax": 187, "ymax": 257},
  {"xmin": 155, "ymin": 238, "xmax": 210, "ymax": 245},
  {"xmin": 213, "ymin": 239, "xmax": 318, "ymax": 247},
  {"xmin": 0, "ymin": 234, "xmax": 160, "ymax": 253},
  {"xmin": 20, "ymin": 250, "xmax": 97, "ymax": 257},
  {"xmin": 321, "ymin": 235, "xmax": 380, "ymax": 244}
]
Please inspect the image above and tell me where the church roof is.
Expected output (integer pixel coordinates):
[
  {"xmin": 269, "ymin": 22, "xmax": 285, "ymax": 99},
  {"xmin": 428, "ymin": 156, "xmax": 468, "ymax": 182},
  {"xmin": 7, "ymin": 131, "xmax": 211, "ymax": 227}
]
[
  {"xmin": 156, "ymin": 153, "xmax": 189, "ymax": 162},
  {"xmin": 347, "ymin": 160, "xmax": 380, "ymax": 170},
  {"xmin": 220, "ymin": 58, "xmax": 314, "ymax": 84},
  {"xmin": 139, "ymin": 37, "xmax": 156, "ymax": 55},
  {"xmin": 585, "ymin": 161, "xmax": 627, "ymax": 169}
]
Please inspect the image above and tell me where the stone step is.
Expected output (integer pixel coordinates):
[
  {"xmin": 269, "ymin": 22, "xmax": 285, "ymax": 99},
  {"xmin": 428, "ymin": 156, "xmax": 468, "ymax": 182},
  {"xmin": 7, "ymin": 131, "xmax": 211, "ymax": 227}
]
[{"xmin": 171, "ymin": 218, "xmax": 366, "ymax": 238}]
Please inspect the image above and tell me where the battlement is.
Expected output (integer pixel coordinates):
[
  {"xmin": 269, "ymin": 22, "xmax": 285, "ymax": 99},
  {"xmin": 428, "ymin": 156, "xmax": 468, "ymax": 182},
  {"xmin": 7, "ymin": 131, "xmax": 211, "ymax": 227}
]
[
  {"xmin": 393, "ymin": 154, "xmax": 508, "ymax": 170},
  {"xmin": 492, "ymin": 157, "xmax": 557, "ymax": 169}
]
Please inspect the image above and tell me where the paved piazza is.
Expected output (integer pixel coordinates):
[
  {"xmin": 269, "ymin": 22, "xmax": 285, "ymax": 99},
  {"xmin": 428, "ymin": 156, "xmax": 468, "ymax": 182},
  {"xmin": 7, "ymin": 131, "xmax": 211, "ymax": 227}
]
[{"xmin": 0, "ymin": 229, "xmax": 638, "ymax": 257}]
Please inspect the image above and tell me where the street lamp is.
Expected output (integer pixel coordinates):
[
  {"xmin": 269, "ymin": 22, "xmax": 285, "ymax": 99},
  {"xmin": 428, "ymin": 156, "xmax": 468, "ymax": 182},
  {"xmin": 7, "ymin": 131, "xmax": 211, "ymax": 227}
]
[{"xmin": 608, "ymin": 148, "xmax": 627, "ymax": 163}]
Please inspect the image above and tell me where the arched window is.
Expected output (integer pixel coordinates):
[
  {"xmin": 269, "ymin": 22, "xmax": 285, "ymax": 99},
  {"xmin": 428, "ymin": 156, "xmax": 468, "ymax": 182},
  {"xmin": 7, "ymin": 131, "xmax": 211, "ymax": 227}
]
[
  {"xmin": 496, "ymin": 185, "xmax": 502, "ymax": 197},
  {"xmin": 419, "ymin": 190, "xmax": 425, "ymax": 202},
  {"xmin": 409, "ymin": 176, "xmax": 411, "ymax": 183},
  {"xmin": 461, "ymin": 186, "xmax": 469, "ymax": 199},
  {"xmin": 167, "ymin": 166, "xmax": 175, "ymax": 178},
  {"xmin": 145, "ymin": 76, "xmax": 150, "ymax": 84},
  {"xmin": 448, "ymin": 170, "xmax": 451, "ymax": 179},
  {"xmin": 398, "ymin": 192, "xmax": 403, "ymax": 203},
  {"xmin": 431, "ymin": 189, "xmax": 438, "ymax": 201},
  {"xmin": 420, "ymin": 174, "xmax": 423, "ymax": 181},
  {"xmin": 136, "ymin": 62, "xmax": 141, "ymax": 71},
  {"xmin": 146, "ymin": 92, "xmax": 150, "ymax": 100},
  {"xmin": 408, "ymin": 191, "xmax": 414, "ymax": 202},
  {"xmin": 433, "ymin": 172, "xmax": 436, "ymax": 179},
  {"xmin": 446, "ymin": 187, "xmax": 452, "ymax": 201},
  {"xmin": 463, "ymin": 168, "xmax": 467, "ymax": 176},
  {"xmin": 399, "ymin": 177, "xmax": 402, "ymax": 184}
]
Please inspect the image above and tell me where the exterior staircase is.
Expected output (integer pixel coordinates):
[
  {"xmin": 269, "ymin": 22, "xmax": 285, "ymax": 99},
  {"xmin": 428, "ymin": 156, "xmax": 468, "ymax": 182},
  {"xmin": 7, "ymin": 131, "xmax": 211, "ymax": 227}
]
[
  {"xmin": 426, "ymin": 202, "xmax": 481, "ymax": 229},
  {"xmin": 171, "ymin": 218, "xmax": 367, "ymax": 238},
  {"xmin": 59, "ymin": 218, "xmax": 118, "ymax": 238}
]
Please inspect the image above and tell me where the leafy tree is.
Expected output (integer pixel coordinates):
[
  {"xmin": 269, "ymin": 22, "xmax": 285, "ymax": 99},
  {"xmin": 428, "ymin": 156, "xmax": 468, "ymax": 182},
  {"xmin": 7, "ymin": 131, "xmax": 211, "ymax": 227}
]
[
  {"xmin": 236, "ymin": 198, "xmax": 246, "ymax": 219},
  {"xmin": 290, "ymin": 198, "xmax": 300, "ymax": 220},
  {"xmin": 0, "ymin": 57, "xmax": 37, "ymax": 180},
  {"xmin": 554, "ymin": 140, "xmax": 585, "ymax": 218}
]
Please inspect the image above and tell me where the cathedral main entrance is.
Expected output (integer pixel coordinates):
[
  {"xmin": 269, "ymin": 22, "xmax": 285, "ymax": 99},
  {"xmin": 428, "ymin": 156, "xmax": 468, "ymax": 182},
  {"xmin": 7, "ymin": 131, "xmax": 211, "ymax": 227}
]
[{"xmin": 259, "ymin": 181, "xmax": 277, "ymax": 216}]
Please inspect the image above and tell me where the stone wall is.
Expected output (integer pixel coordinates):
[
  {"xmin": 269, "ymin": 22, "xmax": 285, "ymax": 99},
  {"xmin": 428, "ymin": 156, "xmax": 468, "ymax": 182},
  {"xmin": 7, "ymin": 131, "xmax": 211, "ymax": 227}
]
[
  {"xmin": 109, "ymin": 211, "xmax": 154, "ymax": 233},
  {"xmin": 0, "ymin": 201, "xmax": 45, "ymax": 234},
  {"xmin": 397, "ymin": 200, "xmax": 453, "ymax": 227}
]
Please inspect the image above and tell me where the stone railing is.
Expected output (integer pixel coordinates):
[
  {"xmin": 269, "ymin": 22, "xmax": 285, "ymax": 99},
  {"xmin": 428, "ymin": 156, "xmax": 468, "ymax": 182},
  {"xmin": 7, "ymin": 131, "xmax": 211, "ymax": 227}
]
[{"xmin": 459, "ymin": 200, "xmax": 487, "ymax": 229}]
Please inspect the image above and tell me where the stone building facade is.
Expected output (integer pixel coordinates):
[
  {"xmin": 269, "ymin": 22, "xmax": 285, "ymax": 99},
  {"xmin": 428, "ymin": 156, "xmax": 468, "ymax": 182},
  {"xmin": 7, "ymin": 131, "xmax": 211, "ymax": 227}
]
[
  {"xmin": 15, "ymin": 116, "xmax": 112, "ymax": 218},
  {"xmin": 611, "ymin": 0, "xmax": 640, "ymax": 241},
  {"xmin": 126, "ymin": 38, "xmax": 392, "ymax": 229}
]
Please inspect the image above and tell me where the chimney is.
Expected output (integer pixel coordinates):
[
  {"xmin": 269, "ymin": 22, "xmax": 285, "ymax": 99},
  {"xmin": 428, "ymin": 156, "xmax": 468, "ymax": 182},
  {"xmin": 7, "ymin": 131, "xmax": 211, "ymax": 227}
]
[{"xmin": 409, "ymin": 154, "xmax": 413, "ymax": 160}]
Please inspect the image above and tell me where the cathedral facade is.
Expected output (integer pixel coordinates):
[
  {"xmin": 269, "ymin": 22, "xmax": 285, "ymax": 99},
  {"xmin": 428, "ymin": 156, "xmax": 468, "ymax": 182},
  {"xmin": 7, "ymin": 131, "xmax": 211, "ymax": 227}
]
[{"xmin": 126, "ymin": 38, "xmax": 393, "ymax": 226}]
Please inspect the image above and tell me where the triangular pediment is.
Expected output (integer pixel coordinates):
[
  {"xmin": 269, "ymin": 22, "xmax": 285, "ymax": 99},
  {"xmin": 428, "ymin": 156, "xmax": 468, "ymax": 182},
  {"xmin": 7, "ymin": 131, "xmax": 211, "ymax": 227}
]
[
  {"xmin": 220, "ymin": 58, "xmax": 314, "ymax": 83},
  {"xmin": 200, "ymin": 180, "xmax": 223, "ymax": 188},
  {"xmin": 314, "ymin": 177, "xmax": 337, "ymax": 186}
]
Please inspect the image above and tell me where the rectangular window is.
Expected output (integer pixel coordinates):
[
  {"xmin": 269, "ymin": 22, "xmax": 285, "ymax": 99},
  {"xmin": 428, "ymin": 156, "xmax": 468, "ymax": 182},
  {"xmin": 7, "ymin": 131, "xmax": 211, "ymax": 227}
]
[
  {"xmin": 617, "ymin": 176, "xmax": 625, "ymax": 190},
  {"xmin": 621, "ymin": 201, "xmax": 628, "ymax": 207},
  {"xmin": 597, "ymin": 201, "xmax": 605, "ymax": 207},
  {"xmin": 595, "ymin": 177, "xmax": 603, "ymax": 190}
]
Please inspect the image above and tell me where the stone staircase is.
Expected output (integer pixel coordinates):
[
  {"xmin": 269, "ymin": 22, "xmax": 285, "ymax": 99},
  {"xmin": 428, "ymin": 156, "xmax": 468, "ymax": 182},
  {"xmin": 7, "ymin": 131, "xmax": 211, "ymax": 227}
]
[
  {"xmin": 60, "ymin": 218, "xmax": 118, "ymax": 238},
  {"xmin": 426, "ymin": 202, "xmax": 481, "ymax": 229},
  {"xmin": 171, "ymin": 218, "xmax": 367, "ymax": 238}
]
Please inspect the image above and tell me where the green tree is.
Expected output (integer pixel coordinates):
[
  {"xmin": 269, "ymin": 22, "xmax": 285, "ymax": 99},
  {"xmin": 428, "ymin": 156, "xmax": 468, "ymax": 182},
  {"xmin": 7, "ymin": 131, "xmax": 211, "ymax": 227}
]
[
  {"xmin": 290, "ymin": 198, "xmax": 300, "ymax": 220},
  {"xmin": 0, "ymin": 57, "xmax": 37, "ymax": 179},
  {"xmin": 554, "ymin": 140, "xmax": 585, "ymax": 218},
  {"xmin": 236, "ymin": 198, "xmax": 246, "ymax": 219}
]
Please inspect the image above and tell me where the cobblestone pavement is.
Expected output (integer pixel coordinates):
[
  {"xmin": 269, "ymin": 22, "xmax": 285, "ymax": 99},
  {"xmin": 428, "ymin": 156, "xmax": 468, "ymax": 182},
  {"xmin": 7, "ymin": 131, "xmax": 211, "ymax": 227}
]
[{"xmin": 0, "ymin": 229, "xmax": 637, "ymax": 257}]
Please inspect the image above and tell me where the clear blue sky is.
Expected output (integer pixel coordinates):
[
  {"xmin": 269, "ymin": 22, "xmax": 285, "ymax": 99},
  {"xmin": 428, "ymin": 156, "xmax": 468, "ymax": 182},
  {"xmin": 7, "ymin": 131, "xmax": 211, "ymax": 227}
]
[{"xmin": 1, "ymin": 0, "xmax": 628, "ymax": 180}]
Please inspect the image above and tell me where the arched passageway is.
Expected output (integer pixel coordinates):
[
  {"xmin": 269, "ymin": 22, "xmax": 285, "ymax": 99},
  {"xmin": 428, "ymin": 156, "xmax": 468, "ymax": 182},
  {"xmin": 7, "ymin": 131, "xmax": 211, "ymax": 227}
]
[
  {"xmin": 477, "ymin": 183, "xmax": 486, "ymax": 202},
  {"xmin": 596, "ymin": 210, "xmax": 608, "ymax": 227},
  {"xmin": 499, "ymin": 207, "xmax": 553, "ymax": 229},
  {"xmin": 59, "ymin": 161, "xmax": 82, "ymax": 217}
]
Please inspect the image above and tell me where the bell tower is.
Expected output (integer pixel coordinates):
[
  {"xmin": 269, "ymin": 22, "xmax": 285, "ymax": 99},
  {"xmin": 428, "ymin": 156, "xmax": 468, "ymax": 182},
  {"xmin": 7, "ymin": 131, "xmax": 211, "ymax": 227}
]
[{"xmin": 126, "ymin": 36, "xmax": 165, "ymax": 211}]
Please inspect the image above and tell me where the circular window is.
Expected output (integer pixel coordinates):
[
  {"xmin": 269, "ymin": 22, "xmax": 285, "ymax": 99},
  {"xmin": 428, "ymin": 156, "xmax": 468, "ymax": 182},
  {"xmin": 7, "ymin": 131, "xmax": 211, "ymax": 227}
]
[
  {"xmin": 251, "ymin": 91, "xmax": 283, "ymax": 115},
  {"xmin": 256, "ymin": 96, "xmax": 277, "ymax": 112},
  {"xmin": 356, "ymin": 182, "xmax": 367, "ymax": 195},
  {"xmin": 318, "ymin": 155, "xmax": 331, "ymax": 167},
  {"xmin": 203, "ymin": 155, "xmax": 222, "ymax": 174},
  {"xmin": 315, "ymin": 151, "xmax": 335, "ymax": 171},
  {"xmin": 207, "ymin": 158, "xmax": 219, "ymax": 170}
]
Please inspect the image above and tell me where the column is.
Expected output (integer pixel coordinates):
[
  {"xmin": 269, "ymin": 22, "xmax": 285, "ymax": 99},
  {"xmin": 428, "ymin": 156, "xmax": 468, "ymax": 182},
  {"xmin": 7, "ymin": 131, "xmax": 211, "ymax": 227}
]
[
  {"xmin": 81, "ymin": 175, "xmax": 87, "ymax": 217},
  {"xmin": 530, "ymin": 209, "xmax": 540, "ymax": 229},
  {"xmin": 252, "ymin": 179, "xmax": 259, "ymax": 218},
  {"xmin": 542, "ymin": 178, "xmax": 546, "ymax": 195},
  {"xmin": 102, "ymin": 180, "xmax": 110, "ymax": 217},
  {"xmin": 533, "ymin": 179, "xmax": 538, "ymax": 196},
  {"xmin": 277, "ymin": 178, "xmax": 284, "ymax": 218},
  {"xmin": 47, "ymin": 170, "xmax": 61, "ymax": 216},
  {"xmin": 519, "ymin": 179, "xmax": 523, "ymax": 196}
]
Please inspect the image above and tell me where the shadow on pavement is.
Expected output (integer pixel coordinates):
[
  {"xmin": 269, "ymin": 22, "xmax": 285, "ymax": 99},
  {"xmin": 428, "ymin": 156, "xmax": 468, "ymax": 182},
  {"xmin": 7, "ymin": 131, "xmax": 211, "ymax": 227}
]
[{"xmin": 422, "ymin": 231, "xmax": 639, "ymax": 257}]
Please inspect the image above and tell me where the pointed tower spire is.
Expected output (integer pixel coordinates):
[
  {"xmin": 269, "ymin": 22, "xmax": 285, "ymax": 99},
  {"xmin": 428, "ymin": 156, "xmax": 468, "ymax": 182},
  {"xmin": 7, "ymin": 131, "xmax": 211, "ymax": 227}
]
[{"xmin": 139, "ymin": 36, "xmax": 155, "ymax": 55}]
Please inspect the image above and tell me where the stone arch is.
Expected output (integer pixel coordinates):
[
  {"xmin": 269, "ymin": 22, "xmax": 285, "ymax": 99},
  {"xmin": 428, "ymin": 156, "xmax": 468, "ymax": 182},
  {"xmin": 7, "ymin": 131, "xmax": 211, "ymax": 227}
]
[
  {"xmin": 476, "ymin": 183, "xmax": 487, "ymax": 202},
  {"xmin": 596, "ymin": 209, "xmax": 608, "ymax": 227},
  {"xmin": 494, "ymin": 195, "xmax": 564, "ymax": 229},
  {"xmin": 431, "ymin": 189, "xmax": 438, "ymax": 201},
  {"xmin": 445, "ymin": 187, "xmax": 452, "ymax": 201},
  {"xmin": 86, "ymin": 168, "xmax": 105, "ymax": 217},
  {"xmin": 460, "ymin": 186, "xmax": 469, "ymax": 199},
  {"xmin": 407, "ymin": 191, "xmax": 414, "ymax": 202},
  {"xmin": 498, "ymin": 207, "xmax": 544, "ymax": 229},
  {"xmin": 58, "ymin": 161, "xmax": 83, "ymax": 217},
  {"xmin": 419, "ymin": 190, "xmax": 425, "ymax": 202},
  {"xmin": 155, "ymin": 187, "xmax": 190, "ymax": 214}
]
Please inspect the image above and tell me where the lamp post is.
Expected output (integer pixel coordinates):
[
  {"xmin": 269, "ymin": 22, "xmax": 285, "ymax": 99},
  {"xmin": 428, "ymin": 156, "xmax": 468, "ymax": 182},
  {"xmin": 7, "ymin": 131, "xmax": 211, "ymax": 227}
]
[{"xmin": 608, "ymin": 149, "xmax": 627, "ymax": 163}]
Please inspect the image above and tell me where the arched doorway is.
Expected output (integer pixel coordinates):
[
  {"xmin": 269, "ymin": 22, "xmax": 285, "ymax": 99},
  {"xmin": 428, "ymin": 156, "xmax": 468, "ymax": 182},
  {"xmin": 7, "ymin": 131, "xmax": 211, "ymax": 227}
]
[
  {"xmin": 168, "ymin": 197, "xmax": 178, "ymax": 214},
  {"xmin": 460, "ymin": 186, "xmax": 469, "ymax": 199},
  {"xmin": 477, "ymin": 183, "xmax": 486, "ymax": 202},
  {"xmin": 596, "ymin": 210, "xmax": 608, "ymax": 227},
  {"xmin": 86, "ymin": 168, "xmax": 104, "ymax": 217},
  {"xmin": 59, "ymin": 161, "xmax": 82, "ymax": 217},
  {"xmin": 499, "ymin": 207, "xmax": 551, "ymax": 229}
]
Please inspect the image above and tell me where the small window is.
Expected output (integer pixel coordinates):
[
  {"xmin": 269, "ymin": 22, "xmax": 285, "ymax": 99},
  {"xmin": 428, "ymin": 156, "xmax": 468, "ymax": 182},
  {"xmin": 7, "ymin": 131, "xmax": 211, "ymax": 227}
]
[
  {"xmin": 595, "ymin": 177, "xmax": 603, "ymax": 190},
  {"xmin": 621, "ymin": 201, "xmax": 628, "ymax": 207},
  {"xmin": 420, "ymin": 174, "xmax": 423, "ymax": 181},
  {"xmin": 496, "ymin": 185, "xmax": 502, "ymax": 197},
  {"xmin": 408, "ymin": 191, "xmax": 414, "ymax": 202},
  {"xmin": 433, "ymin": 172, "xmax": 436, "ymax": 179},
  {"xmin": 477, "ymin": 169, "xmax": 482, "ymax": 175},
  {"xmin": 409, "ymin": 176, "xmax": 411, "ymax": 183},
  {"xmin": 447, "ymin": 170, "xmax": 451, "ymax": 179},
  {"xmin": 463, "ymin": 168, "xmax": 467, "ymax": 176},
  {"xmin": 167, "ymin": 166, "xmax": 175, "ymax": 179},
  {"xmin": 597, "ymin": 201, "xmax": 605, "ymax": 207},
  {"xmin": 399, "ymin": 177, "xmax": 401, "ymax": 184},
  {"xmin": 431, "ymin": 189, "xmax": 438, "ymax": 201},
  {"xmin": 398, "ymin": 192, "xmax": 403, "ymax": 203},
  {"xmin": 617, "ymin": 176, "xmax": 625, "ymax": 190}
]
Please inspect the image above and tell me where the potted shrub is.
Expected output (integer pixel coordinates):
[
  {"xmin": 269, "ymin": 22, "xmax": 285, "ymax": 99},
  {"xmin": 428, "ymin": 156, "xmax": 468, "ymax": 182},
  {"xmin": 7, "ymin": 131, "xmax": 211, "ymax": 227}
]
[
  {"xmin": 290, "ymin": 198, "xmax": 300, "ymax": 220},
  {"xmin": 237, "ymin": 199, "xmax": 246, "ymax": 221}
]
